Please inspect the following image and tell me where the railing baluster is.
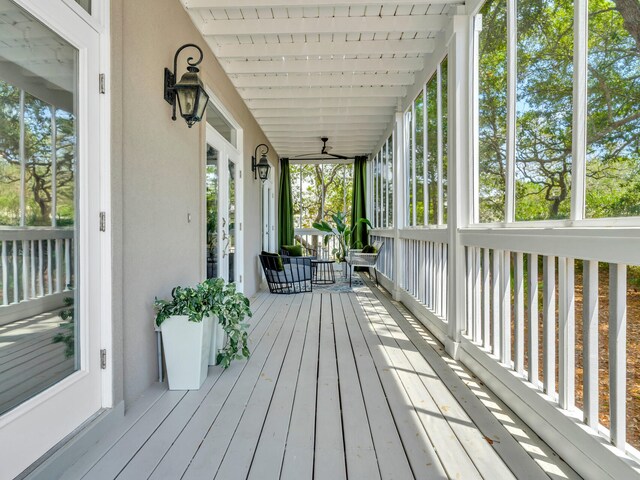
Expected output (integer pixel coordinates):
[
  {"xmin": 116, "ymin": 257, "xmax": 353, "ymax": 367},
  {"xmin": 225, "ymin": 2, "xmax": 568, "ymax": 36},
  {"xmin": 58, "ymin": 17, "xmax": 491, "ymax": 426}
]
[
  {"xmin": 30, "ymin": 240, "xmax": 36, "ymax": 298},
  {"xmin": 47, "ymin": 239, "xmax": 52, "ymax": 295},
  {"xmin": 583, "ymin": 260, "xmax": 599, "ymax": 428},
  {"xmin": 558, "ymin": 257, "xmax": 575, "ymax": 410},
  {"xmin": 474, "ymin": 247, "xmax": 482, "ymax": 344},
  {"xmin": 38, "ymin": 239, "xmax": 44, "ymax": 297},
  {"xmin": 514, "ymin": 252, "xmax": 525, "ymax": 374},
  {"xmin": 22, "ymin": 240, "xmax": 29, "ymax": 302},
  {"xmin": 466, "ymin": 247, "xmax": 473, "ymax": 336},
  {"xmin": 609, "ymin": 263, "xmax": 626, "ymax": 448},
  {"xmin": 12, "ymin": 240, "xmax": 18, "ymax": 304},
  {"xmin": 55, "ymin": 238, "xmax": 62, "ymax": 293},
  {"xmin": 442, "ymin": 244, "xmax": 448, "ymax": 318},
  {"xmin": 528, "ymin": 254, "xmax": 539, "ymax": 386},
  {"xmin": 1, "ymin": 241, "xmax": 7, "ymax": 306},
  {"xmin": 501, "ymin": 251, "xmax": 511, "ymax": 366},
  {"xmin": 482, "ymin": 248, "xmax": 490, "ymax": 349},
  {"xmin": 543, "ymin": 256, "xmax": 556, "ymax": 397},
  {"xmin": 65, "ymin": 238, "xmax": 71, "ymax": 290},
  {"xmin": 492, "ymin": 249, "xmax": 501, "ymax": 357}
]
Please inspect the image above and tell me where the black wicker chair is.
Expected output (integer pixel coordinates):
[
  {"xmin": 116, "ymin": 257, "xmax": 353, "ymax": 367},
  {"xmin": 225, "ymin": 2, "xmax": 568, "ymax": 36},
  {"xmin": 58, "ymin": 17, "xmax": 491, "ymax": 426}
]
[{"xmin": 259, "ymin": 254, "xmax": 313, "ymax": 294}]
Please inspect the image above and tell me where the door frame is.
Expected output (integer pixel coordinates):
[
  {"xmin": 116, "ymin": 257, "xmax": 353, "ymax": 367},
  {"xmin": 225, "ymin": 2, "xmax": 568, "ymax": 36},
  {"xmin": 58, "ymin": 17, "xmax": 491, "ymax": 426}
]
[
  {"xmin": 202, "ymin": 93, "xmax": 244, "ymax": 291},
  {"xmin": 0, "ymin": 0, "xmax": 111, "ymax": 476},
  {"xmin": 262, "ymin": 175, "xmax": 276, "ymax": 253}
]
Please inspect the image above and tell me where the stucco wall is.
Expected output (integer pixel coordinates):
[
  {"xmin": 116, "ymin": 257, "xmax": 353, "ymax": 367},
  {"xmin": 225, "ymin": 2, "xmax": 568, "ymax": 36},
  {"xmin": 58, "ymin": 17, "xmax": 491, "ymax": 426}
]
[{"xmin": 110, "ymin": 0, "xmax": 277, "ymax": 406}]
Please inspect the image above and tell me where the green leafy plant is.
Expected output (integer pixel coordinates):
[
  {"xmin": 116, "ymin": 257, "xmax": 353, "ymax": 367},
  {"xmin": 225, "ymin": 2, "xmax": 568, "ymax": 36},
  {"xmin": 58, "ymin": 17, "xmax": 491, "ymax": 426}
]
[
  {"xmin": 154, "ymin": 278, "xmax": 252, "ymax": 368},
  {"xmin": 313, "ymin": 212, "xmax": 371, "ymax": 262}
]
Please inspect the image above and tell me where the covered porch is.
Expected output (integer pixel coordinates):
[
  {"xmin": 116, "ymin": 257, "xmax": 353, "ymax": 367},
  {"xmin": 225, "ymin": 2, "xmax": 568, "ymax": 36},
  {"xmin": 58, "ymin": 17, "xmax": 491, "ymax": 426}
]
[{"xmin": 52, "ymin": 282, "xmax": 577, "ymax": 479}]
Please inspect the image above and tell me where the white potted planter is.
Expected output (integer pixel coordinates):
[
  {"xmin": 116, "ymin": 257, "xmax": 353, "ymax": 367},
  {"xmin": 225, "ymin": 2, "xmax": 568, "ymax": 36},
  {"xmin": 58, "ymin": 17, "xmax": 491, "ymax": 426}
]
[
  {"xmin": 161, "ymin": 315, "xmax": 213, "ymax": 390},
  {"xmin": 208, "ymin": 319, "xmax": 226, "ymax": 365}
]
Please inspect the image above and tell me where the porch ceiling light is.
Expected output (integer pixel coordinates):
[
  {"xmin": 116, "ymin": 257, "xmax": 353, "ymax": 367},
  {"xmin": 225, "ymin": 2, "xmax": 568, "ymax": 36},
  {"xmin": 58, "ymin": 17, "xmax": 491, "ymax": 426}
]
[
  {"xmin": 252, "ymin": 144, "xmax": 271, "ymax": 181},
  {"xmin": 164, "ymin": 43, "xmax": 210, "ymax": 128}
]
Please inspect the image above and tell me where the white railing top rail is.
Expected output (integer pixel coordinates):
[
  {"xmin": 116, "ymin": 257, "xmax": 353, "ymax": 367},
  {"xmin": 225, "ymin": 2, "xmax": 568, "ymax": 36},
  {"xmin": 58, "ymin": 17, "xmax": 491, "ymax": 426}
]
[{"xmin": 0, "ymin": 227, "xmax": 74, "ymax": 242}]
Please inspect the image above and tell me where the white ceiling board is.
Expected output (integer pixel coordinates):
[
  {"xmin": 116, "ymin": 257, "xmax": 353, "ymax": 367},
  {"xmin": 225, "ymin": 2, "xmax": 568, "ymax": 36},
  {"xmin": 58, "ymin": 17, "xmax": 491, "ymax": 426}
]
[
  {"xmin": 262, "ymin": 124, "xmax": 387, "ymax": 133},
  {"xmin": 201, "ymin": 15, "xmax": 448, "ymax": 36},
  {"xmin": 224, "ymin": 57, "xmax": 423, "ymax": 74},
  {"xmin": 258, "ymin": 115, "xmax": 392, "ymax": 125},
  {"xmin": 252, "ymin": 106, "xmax": 395, "ymax": 118},
  {"xmin": 183, "ymin": 0, "xmax": 461, "ymax": 7},
  {"xmin": 230, "ymin": 72, "xmax": 415, "ymax": 87},
  {"xmin": 246, "ymin": 96, "xmax": 398, "ymax": 108},
  {"xmin": 239, "ymin": 86, "xmax": 407, "ymax": 98},
  {"xmin": 214, "ymin": 38, "xmax": 435, "ymax": 58}
]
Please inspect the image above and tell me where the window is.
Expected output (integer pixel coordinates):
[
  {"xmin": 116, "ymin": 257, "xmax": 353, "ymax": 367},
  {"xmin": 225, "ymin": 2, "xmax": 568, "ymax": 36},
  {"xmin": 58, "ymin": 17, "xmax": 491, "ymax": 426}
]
[
  {"xmin": 291, "ymin": 163, "xmax": 353, "ymax": 229},
  {"xmin": 585, "ymin": 0, "xmax": 640, "ymax": 218},
  {"xmin": 372, "ymin": 135, "xmax": 394, "ymax": 228},
  {"xmin": 477, "ymin": 0, "xmax": 508, "ymax": 223},
  {"xmin": 206, "ymin": 103, "xmax": 237, "ymax": 148},
  {"xmin": 405, "ymin": 56, "xmax": 448, "ymax": 227}
]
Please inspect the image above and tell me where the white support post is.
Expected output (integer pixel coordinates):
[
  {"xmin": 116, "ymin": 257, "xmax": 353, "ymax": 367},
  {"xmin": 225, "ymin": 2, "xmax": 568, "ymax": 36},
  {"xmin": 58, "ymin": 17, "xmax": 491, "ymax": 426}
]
[
  {"xmin": 609, "ymin": 263, "xmax": 626, "ymax": 448},
  {"xmin": 583, "ymin": 260, "xmax": 599, "ymax": 427},
  {"xmin": 411, "ymin": 102, "xmax": 417, "ymax": 227},
  {"xmin": 19, "ymin": 90, "xmax": 25, "ymax": 228},
  {"xmin": 570, "ymin": 0, "xmax": 588, "ymax": 221},
  {"xmin": 393, "ymin": 111, "xmax": 405, "ymax": 301},
  {"xmin": 528, "ymin": 254, "xmax": 539, "ymax": 385},
  {"xmin": 558, "ymin": 257, "xmax": 575, "ymax": 410},
  {"xmin": 437, "ymin": 63, "xmax": 444, "ymax": 226},
  {"xmin": 423, "ymin": 84, "xmax": 429, "ymax": 225},
  {"xmin": 505, "ymin": 0, "xmax": 517, "ymax": 222},
  {"xmin": 446, "ymin": 13, "xmax": 472, "ymax": 355},
  {"xmin": 51, "ymin": 106, "xmax": 57, "ymax": 227}
]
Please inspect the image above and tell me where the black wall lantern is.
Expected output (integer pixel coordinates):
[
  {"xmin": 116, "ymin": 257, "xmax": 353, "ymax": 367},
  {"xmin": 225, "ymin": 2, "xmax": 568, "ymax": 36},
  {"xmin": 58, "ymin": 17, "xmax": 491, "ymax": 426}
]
[
  {"xmin": 252, "ymin": 144, "xmax": 271, "ymax": 181},
  {"xmin": 164, "ymin": 43, "xmax": 210, "ymax": 127}
]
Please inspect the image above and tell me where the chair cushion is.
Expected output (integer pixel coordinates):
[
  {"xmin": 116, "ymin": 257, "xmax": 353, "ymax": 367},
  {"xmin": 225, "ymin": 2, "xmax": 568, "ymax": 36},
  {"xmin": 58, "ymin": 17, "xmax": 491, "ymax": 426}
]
[
  {"xmin": 281, "ymin": 244, "xmax": 303, "ymax": 257},
  {"xmin": 261, "ymin": 251, "xmax": 284, "ymax": 271}
]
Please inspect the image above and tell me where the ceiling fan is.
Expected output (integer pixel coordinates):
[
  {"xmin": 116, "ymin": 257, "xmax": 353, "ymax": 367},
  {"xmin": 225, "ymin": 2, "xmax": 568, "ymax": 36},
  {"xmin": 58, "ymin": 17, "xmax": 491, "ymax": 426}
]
[{"xmin": 291, "ymin": 137, "xmax": 353, "ymax": 161}]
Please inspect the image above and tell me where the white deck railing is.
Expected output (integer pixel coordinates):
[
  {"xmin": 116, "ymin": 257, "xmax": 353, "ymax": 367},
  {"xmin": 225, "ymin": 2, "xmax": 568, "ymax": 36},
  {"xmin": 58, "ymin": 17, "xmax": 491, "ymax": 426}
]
[
  {"xmin": 370, "ymin": 225, "xmax": 640, "ymax": 476},
  {"xmin": 294, "ymin": 228, "xmax": 340, "ymax": 261},
  {"xmin": 0, "ymin": 228, "xmax": 74, "ymax": 325}
]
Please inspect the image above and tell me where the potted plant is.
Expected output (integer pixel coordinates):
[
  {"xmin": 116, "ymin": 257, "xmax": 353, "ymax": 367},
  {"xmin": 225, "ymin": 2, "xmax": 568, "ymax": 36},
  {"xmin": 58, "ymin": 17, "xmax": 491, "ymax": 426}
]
[
  {"xmin": 154, "ymin": 278, "xmax": 251, "ymax": 390},
  {"xmin": 313, "ymin": 212, "xmax": 372, "ymax": 262}
]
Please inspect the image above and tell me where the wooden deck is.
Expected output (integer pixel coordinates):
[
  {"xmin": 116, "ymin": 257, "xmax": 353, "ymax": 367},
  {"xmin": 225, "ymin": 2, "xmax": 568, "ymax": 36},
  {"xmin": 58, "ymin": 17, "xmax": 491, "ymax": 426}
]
[
  {"xmin": 0, "ymin": 310, "xmax": 74, "ymax": 416},
  {"xmin": 64, "ymin": 281, "xmax": 580, "ymax": 480}
]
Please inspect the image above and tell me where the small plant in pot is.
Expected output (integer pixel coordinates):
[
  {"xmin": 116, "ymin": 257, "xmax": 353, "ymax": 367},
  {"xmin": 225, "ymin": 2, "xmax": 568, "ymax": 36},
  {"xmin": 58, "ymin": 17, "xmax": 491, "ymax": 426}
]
[
  {"xmin": 155, "ymin": 278, "xmax": 251, "ymax": 390},
  {"xmin": 313, "ymin": 212, "xmax": 371, "ymax": 262}
]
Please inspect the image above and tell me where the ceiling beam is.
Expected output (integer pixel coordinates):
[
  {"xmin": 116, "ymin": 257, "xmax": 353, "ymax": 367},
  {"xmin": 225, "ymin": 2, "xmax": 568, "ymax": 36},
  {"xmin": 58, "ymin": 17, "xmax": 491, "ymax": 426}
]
[
  {"xmin": 224, "ymin": 57, "xmax": 423, "ymax": 74},
  {"xmin": 253, "ymin": 106, "xmax": 394, "ymax": 118},
  {"xmin": 247, "ymin": 97, "xmax": 397, "ymax": 108},
  {"xmin": 259, "ymin": 115, "xmax": 391, "ymax": 125},
  {"xmin": 184, "ymin": 0, "xmax": 460, "ymax": 7},
  {"xmin": 239, "ymin": 86, "xmax": 407, "ymax": 99},
  {"xmin": 201, "ymin": 16, "xmax": 448, "ymax": 36},
  {"xmin": 213, "ymin": 38, "xmax": 435, "ymax": 59},
  {"xmin": 266, "ymin": 132, "xmax": 383, "ymax": 139},
  {"xmin": 232, "ymin": 73, "xmax": 414, "ymax": 88}
]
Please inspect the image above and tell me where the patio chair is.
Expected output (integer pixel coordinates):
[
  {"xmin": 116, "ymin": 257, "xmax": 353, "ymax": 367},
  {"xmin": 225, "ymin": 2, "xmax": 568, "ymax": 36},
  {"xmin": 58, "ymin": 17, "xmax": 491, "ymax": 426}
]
[
  {"xmin": 259, "ymin": 254, "xmax": 313, "ymax": 294},
  {"xmin": 346, "ymin": 240, "xmax": 384, "ymax": 287}
]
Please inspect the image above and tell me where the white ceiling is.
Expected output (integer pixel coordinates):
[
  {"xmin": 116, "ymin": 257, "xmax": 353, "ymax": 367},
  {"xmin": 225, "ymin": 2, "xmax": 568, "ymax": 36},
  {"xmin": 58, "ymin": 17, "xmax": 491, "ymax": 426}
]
[{"xmin": 182, "ymin": 0, "xmax": 459, "ymax": 158}]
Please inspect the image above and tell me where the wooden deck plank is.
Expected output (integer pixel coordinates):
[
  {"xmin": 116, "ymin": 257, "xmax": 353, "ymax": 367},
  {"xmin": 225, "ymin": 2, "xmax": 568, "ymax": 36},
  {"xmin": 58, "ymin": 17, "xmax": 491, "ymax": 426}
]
[
  {"xmin": 362, "ymin": 289, "xmax": 517, "ymax": 480},
  {"xmin": 314, "ymin": 294, "xmax": 347, "ymax": 479},
  {"xmin": 332, "ymin": 294, "xmax": 381, "ymax": 480},
  {"xmin": 180, "ymin": 294, "xmax": 301, "ymax": 479},
  {"xmin": 347, "ymin": 294, "xmax": 449, "ymax": 479},
  {"xmin": 214, "ymin": 294, "xmax": 310, "ymax": 479},
  {"xmin": 246, "ymin": 294, "xmax": 313, "ymax": 479},
  {"xmin": 147, "ymin": 294, "xmax": 282, "ymax": 480},
  {"xmin": 340, "ymin": 292, "xmax": 415, "ymax": 480},
  {"xmin": 278, "ymin": 294, "xmax": 321, "ymax": 480},
  {"xmin": 115, "ymin": 292, "xmax": 274, "ymax": 479}
]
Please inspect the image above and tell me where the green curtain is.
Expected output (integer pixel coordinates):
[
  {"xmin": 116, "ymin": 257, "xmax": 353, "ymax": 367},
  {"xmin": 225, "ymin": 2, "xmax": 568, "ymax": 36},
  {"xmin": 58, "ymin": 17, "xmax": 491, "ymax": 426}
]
[
  {"xmin": 278, "ymin": 158, "xmax": 295, "ymax": 248},
  {"xmin": 350, "ymin": 155, "xmax": 368, "ymax": 248}
]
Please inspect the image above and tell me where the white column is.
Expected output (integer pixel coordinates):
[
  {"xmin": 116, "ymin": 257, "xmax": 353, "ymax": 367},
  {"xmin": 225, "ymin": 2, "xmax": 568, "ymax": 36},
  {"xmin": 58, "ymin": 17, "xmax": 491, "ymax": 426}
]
[
  {"xmin": 446, "ymin": 12, "xmax": 472, "ymax": 354},
  {"xmin": 393, "ymin": 111, "xmax": 405, "ymax": 300}
]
